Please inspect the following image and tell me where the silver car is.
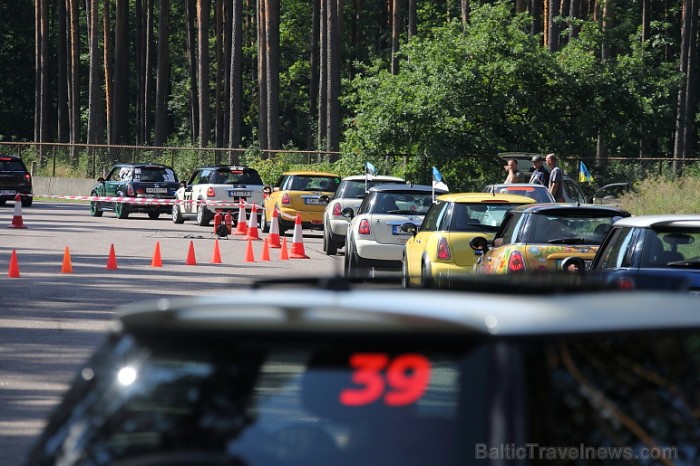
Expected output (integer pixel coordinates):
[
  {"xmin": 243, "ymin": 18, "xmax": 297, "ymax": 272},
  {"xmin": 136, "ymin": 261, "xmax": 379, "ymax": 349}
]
[{"xmin": 322, "ymin": 175, "xmax": 405, "ymax": 255}]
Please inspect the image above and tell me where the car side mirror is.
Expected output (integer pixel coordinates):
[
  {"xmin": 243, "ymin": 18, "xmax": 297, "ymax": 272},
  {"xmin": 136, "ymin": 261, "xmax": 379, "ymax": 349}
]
[
  {"xmin": 469, "ymin": 236, "xmax": 489, "ymax": 254},
  {"xmin": 318, "ymin": 195, "xmax": 330, "ymax": 204},
  {"xmin": 262, "ymin": 186, "xmax": 272, "ymax": 195},
  {"xmin": 401, "ymin": 222, "xmax": 418, "ymax": 236},
  {"xmin": 273, "ymin": 186, "xmax": 280, "ymax": 192},
  {"xmin": 561, "ymin": 256, "xmax": 586, "ymax": 273},
  {"xmin": 341, "ymin": 207, "xmax": 354, "ymax": 219},
  {"xmin": 96, "ymin": 177, "xmax": 105, "ymax": 183}
]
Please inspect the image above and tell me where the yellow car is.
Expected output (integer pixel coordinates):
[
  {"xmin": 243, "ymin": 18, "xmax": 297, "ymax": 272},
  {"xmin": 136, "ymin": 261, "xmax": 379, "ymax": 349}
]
[
  {"xmin": 261, "ymin": 171, "xmax": 340, "ymax": 235},
  {"xmin": 402, "ymin": 193, "xmax": 536, "ymax": 287}
]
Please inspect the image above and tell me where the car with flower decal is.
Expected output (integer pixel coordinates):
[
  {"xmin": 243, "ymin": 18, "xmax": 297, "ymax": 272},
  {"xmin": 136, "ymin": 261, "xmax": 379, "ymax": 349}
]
[{"xmin": 470, "ymin": 204, "xmax": 630, "ymax": 274}]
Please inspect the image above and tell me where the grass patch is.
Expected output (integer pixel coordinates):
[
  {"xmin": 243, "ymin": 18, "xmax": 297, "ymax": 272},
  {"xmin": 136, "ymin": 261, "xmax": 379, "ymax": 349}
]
[{"xmin": 618, "ymin": 176, "xmax": 700, "ymax": 215}]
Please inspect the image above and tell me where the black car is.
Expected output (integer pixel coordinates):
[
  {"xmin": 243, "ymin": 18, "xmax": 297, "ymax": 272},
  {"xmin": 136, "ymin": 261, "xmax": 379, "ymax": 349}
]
[
  {"xmin": 0, "ymin": 155, "xmax": 33, "ymax": 207},
  {"xmin": 90, "ymin": 163, "xmax": 179, "ymax": 219},
  {"xmin": 21, "ymin": 278, "xmax": 699, "ymax": 465}
]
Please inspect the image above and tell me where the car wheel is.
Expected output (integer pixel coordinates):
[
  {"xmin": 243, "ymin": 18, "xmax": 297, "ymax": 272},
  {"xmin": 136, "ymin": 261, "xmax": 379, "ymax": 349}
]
[
  {"xmin": 260, "ymin": 209, "xmax": 269, "ymax": 233},
  {"xmin": 89, "ymin": 192, "xmax": 103, "ymax": 217},
  {"xmin": 172, "ymin": 203, "xmax": 185, "ymax": 224},
  {"xmin": 115, "ymin": 201, "xmax": 129, "ymax": 219},
  {"xmin": 21, "ymin": 196, "xmax": 32, "ymax": 208},
  {"xmin": 421, "ymin": 260, "xmax": 433, "ymax": 287},
  {"xmin": 148, "ymin": 211, "xmax": 160, "ymax": 220},
  {"xmin": 323, "ymin": 224, "xmax": 338, "ymax": 256},
  {"xmin": 401, "ymin": 254, "xmax": 411, "ymax": 288},
  {"xmin": 345, "ymin": 242, "xmax": 367, "ymax": 278},
  {"xmin": 197, "ymin": 203, "xmax": 212, "ymax": 226}
]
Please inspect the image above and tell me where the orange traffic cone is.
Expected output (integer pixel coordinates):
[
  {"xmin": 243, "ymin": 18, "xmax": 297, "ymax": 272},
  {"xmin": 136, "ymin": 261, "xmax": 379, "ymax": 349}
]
[
  {"xmin": 267, "ymin": 208, "xmax": 282, "ymax": 248},
  {"xmin": 244, "ymin": 239, "xmax": 255, "ymax": 262},
  {"xmin": 289, "ymin": 213, "xmax": 309, "ymax": 259},
  {"xmin": 150, "ymin": 242, "xmax": 163, "ymax": 267},
  {"xmin": 61, "ymin": 246, "xmax": 73, "ymax": 273},
  {"xmin": 260, "ymin": 237, "xmax": 271, "ymax": 261},
  {"xmin": 7, "ymin": 193, "xmax": 27, "ymax": 229},
  {"xmin": 106, "ymin": 244, "xmax": 118, "ymax": 270},
  {"xmin": 185, "ymin": 241, "xmax": 197, "ymax": 265},
  {"xmin": 211, "ymin": 238, "xmax": 222, "ymax": 264},
  {"xmin": 234, "ymin": 199, "xmax": 248, "ymax": 235},
  {"xmin": 246, "ymin": 204, "xmax": 261, "ymax": 240},
  {"xmin": 8, "ymin": 250, "xmax": 20, "ymax": 278},
  {"xmin": 279, "ymin": 237, "xmax": 289, "ymax": 261}
]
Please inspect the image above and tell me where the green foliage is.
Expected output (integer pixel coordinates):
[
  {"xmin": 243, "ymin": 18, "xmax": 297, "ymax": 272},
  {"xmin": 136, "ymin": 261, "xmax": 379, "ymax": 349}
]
[{"xmin": 619, "ymin": 176, "xmax": 700, "ymax": 215}]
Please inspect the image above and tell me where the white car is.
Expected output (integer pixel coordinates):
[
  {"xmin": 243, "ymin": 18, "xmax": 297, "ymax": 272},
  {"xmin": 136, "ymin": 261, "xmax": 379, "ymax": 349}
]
[
  {"xmin": 344, "ymin": 184, "xmax": 447, "ymax": 277},
  {"xmin": 172, "ymin": 165, "xmax": 265, "ymax": 226},
  {"xmin": 322, "ymin": 174, "xmax": 405, "ymax": 255}
]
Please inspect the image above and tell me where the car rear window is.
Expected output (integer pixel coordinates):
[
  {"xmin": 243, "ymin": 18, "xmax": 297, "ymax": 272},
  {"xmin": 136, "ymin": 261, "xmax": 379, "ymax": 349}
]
[
  {"xmin": 496, "ymin": 186, "xmax": 552, "ymax": 203},
  {"xmin": 214, "ymin": 168, "xmax": 263, "ymax": 185},
  {"xmin": 369, "ymin": 191, "xmax": 434, "ymax": 214},
  {"xmin": 450, "ymin": 202, "xmax": 529, "ymax": 232},
  {"xmin": 34, "ymin": 333, "xmax": 488, "ymax": 465},
  {"xmin": 523, "ymin": 212, "xmax": 628, "ymax": 244},
  {"xmin": 0, "ymin": 160, "xmax": 27, "ymax": 171},
  {"xmin": 135, "ymin": 167, "xmax": 178, "ymax": 183}
]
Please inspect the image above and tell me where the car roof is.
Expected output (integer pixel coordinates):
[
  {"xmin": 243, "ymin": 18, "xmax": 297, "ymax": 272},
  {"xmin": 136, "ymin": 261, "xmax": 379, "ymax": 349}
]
[
  {"xmin": 113, "ymin": 163, "xmax": 171, "ymax": 168},
  {"xmin": 437, "ymin": 192, "xmax": 536, "ymax": 203},
  {"xmin": 368, "ymin": 184, "xmax": 446, "ymax": 193},
  {"xmin": 486, "ymin": 183, "xmax": 549, "ymax": 189},
  {"xmin": 115, "ymin": 287, "xmax": 700, "ymax": 337},
  {"xmin": 509, "ymin": 203, "xmax": 630, "ymax": 215},
  {"xmin": 282, "ymin": 170, "xmax": 339, "ymax": 177},
  {"xmin": 613, "ymin": 214, "xmax": 700, "ymax": 228},
  {"xmin": 197, "ymin": 165, "xmax": 257, "ymax": 171},
  {"xmin": 341, "ymin": 175, "xmax": 405, "ymax": 182},
  {"xmin": 0, "ymin": 155, "xmax": 23, "ymax": 161}
]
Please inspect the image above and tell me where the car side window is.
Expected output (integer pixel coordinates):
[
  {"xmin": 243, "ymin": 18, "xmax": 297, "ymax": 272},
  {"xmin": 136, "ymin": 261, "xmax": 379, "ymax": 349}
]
[
  {"xmin": 564, "ymin": 179, "xmax": 586, "ymax": 204},
  {"xmin": 277, "ymin": 175, "xmax": 289, "ymax": 189},
  {"xmin": 494, "ymin": 212, "xmax": 521, "ymax": 244},
  {"xmin": 420, "ymin": 201, "xmax": 448, "ymax": 233},
  {"xmin": 596, "ymin": 227, "xmax": 636, "ymax": 269}
]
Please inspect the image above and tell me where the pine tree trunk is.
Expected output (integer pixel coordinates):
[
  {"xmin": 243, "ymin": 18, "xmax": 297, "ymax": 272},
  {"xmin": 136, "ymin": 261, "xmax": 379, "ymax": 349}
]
[
  {"xmin": 103, "ymin": 0, "xmax": 113, "ymax": 146},
  {"xmin": 257, "ymin": 0, "xmax": 268, "ymax": 153},
  {"xmin": 327, "ymin": 0, "xmax": 342, "ymax": 157},
  {"xmin": 307, "ymin": 0, "xmax": 320, "ymax": 150},
  {"xmin": 136, "ymin": 0, "xmax": 146, "ymax": 144},
  {"xmin": 154, "ymin": 0, "xmax": 171, "ymax": 146},
  {"xmin": 390, "ymin": 0, "xmax": 399, "ymax": 75},
  {"xmin": 68, "ymin": 0, "xmax": 81, "ymax": 164},
  {"xmin": 87, "ymin": 0, "xmax": 105, "ymax": 146},
  {"xmin": 317, "ymin": 0, "xmax": 327, "ymax": 150},
  {"xmin": 57, "ymin": 0, "xmax": 68, "ymax": 143},
  {"xmin": 228, "ymin": 0, "xmax": 243, "ymax": 162},
  {"xmin": 265, "ymin": 0, "xmax": 280, "ymax": 151},
  {"xmin": 215, "ymin": 0, "xmax": 225, "ymax": 151},
  {"xmin": 197, "ymin": 0, "xmax": 211, "ymax": 147},
  {"xmin": 186, "ymin": 0, "xmax": 200, "ymax": 145},
  {"xmin": 113, "ymin": 0, "xmax": 129, "ymax": 144}
]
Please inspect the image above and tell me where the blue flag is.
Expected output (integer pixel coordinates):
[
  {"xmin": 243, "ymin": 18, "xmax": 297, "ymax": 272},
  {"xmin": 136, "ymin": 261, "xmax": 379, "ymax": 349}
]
[
  {"xmin": 579, "ymin": 161, "xmax": 594, "ymax": 183},
  {"xmin": 365, "ymin": 161, "xmax": 377, "ymax": 176},
  {"xmin": 432, "ymin": 166, "xmax": 449, "ymax": 191}
]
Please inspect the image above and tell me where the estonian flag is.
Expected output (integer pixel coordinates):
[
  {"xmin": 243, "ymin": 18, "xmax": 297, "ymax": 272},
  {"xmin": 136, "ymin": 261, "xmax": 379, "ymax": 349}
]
[
  {"xmin": 365, "ymin": 161, "xmax": 377, "ymax": 177},
  {"xmin": 579, "ymin": 161, "xmax": 594, "ymax": 183},
  {"xmin": 432, "ymin": 166, "xmax": 449, "ymax": 192}
]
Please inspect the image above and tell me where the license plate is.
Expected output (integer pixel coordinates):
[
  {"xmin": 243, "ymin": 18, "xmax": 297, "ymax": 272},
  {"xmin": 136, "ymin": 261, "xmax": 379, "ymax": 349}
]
[
  {"xmin": 229, "ymin": 190, "xmax": 251, "ymax": 198},
  {"xmin": 392, "ymin": 225, "xmax": 411, "ymax": 235},
  {"xmin": 304, "ymin": 198, "xmax": 322, "ymax": 205},
  {"xmin": 146, "ymin": 187, "xmax": 167, "ymax": 193},
  {"xmin": 0, "ymin": 190, "xmax": 16, "ymax": 196}
]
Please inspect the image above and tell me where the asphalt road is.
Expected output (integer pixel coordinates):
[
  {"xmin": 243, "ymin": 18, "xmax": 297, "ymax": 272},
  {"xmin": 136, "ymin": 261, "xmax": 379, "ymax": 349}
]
[{"xmin": 0, "ymin": 200, "xmax": 344, "ymax": 466}]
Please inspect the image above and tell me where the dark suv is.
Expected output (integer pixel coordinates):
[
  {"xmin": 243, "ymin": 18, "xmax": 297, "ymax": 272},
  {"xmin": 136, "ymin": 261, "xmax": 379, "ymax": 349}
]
[
  {"xmin": 0, "ymin": 155, "xmax": 33, "ymax": 207},
  {"xmin": 22, "ymin": 278, "xmax": 699, "ymax": 465},
  {"xmin": 90, "ymin": 163, "xmax": 179, "ymax": 219}
]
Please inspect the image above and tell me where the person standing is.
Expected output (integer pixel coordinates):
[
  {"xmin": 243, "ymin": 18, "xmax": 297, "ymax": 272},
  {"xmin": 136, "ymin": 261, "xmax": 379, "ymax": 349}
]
[
  {"xmin": 546, "ymin": 153, "xmax": 565, "ymax": 202},
  {"xmin": 529, "ymin": 155, "xmax": 550, "ymax": 186},
  {"xmin": 503, "ymin": 159, "xmax": 524, "ymax": 184}
]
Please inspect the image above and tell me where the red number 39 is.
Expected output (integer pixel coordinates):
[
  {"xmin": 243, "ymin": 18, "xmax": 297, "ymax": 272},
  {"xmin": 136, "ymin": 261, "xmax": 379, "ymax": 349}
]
[{"xmin": 339, "ymin": 353, "xmax": 431, "ymax": 407}]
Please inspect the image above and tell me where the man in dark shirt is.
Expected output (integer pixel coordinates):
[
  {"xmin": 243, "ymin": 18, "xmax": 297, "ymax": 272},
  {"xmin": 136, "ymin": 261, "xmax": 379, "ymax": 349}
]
[{"xmin": 529, "ymin": 155, "xmax": 550, "ymax": 186}]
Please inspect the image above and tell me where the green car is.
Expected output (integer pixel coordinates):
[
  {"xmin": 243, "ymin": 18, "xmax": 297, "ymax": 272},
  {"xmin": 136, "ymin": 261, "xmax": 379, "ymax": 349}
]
[{"xmin": 90, "ymin": 163, "xmax": 180, "ymax": 219}]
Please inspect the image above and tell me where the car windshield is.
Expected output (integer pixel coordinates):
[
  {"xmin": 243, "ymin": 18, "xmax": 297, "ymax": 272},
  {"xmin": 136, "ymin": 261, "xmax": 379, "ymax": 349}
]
[
  {"xmin": 524, "ymin": 212, "xmax": 625, "ymax": 245},
  {"xmin": 38, "ymin": 333, "xmax": 484, "ymax": 466},
  {"xmin": 451, "ymin": 202, "xmax": 528, "ymax": 232},
  {"xmin": 0, "ymin": 160, "xmax": 26, "ymax": 171},
  {"xmin": 494, "ymin": 186, "xmax": 552, "ymax": 203},
  {"xmin": 642, "ymin": 229, "xmax": 700, "ymax": 268},
  {"xmin": 370, "ymin": 191, "xmax": 434, "ymax": 214},
  {"xmin": 133, "ymin": 167, "xmax": 178, "ymax": 183},
  {"xmin": 291, "ymin": 176, "xmax": 340, "ymax": 192},
  {"xmin": 214, "ymin": 168, "xmax": 263, "ymax": 185}
]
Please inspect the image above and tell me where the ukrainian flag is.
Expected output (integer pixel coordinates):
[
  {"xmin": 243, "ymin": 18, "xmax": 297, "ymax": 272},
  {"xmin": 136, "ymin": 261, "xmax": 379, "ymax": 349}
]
[{"xmin": 579, "ymin": 161, "xmax": 594, "ymax": 183}]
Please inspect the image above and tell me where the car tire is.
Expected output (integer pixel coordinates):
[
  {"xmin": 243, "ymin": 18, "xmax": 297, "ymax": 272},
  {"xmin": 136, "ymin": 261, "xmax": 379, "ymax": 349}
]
[
  {"xmin": 148, "ymin": 211, "xmax": 160, "ymax": 220},
  {"xmin": 345, "ymin": 241, "xmax": 367, "ymax": 278},
  {"xmin": 21, "ymin": 197, "xmax": 32, "ymax": 208},
  {"xmin": 90, "ymin": 193, "xmax": 103, "ymax": 217},
  {"xmin": 402, "ymin": 254, "xmax": 411, "ymax": 288},
  {"xmin": 323, "ymin": 224, "xmax": 338, "ymax": 256},
  {"xmin": 421, "ymin": 260, "xmax": 433, "ymax": 288},
  {"xmin": 197, "ymin": 203, "xmax": 212, "ymax": 226},
  {"xmin": 115, "ymin": 201, "xmax": 129, "ymax": 219},
  {"xmin": 172, "ymin": 204, "xmax": 185, "ymax": 224},
  {"xmin": 260, "ymin": 209, "xmax": 269, "ymax": 233}
]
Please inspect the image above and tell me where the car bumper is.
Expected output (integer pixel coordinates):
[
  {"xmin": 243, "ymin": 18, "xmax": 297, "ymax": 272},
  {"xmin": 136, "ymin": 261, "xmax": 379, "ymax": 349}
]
[
  {"xmin": 279, "ymin": 208, "xmax": 325, "ymax": 229},
  {"xmin": 0, "ymin": 189, "xmax": 32, "ymax": 200},
  {"xmin": 429, "ymin": 261, "xmax": 476, "ymax": 284},
  {"xmin": 355, "ymin": 239, "xmax": 404, "ymax": 264}
]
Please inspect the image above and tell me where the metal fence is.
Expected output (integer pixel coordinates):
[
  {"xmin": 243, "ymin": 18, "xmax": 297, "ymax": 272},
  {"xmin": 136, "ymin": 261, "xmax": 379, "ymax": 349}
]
[{"xmin": 2, "ymin": 141, "xmax": 700, "ymax": 186}]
